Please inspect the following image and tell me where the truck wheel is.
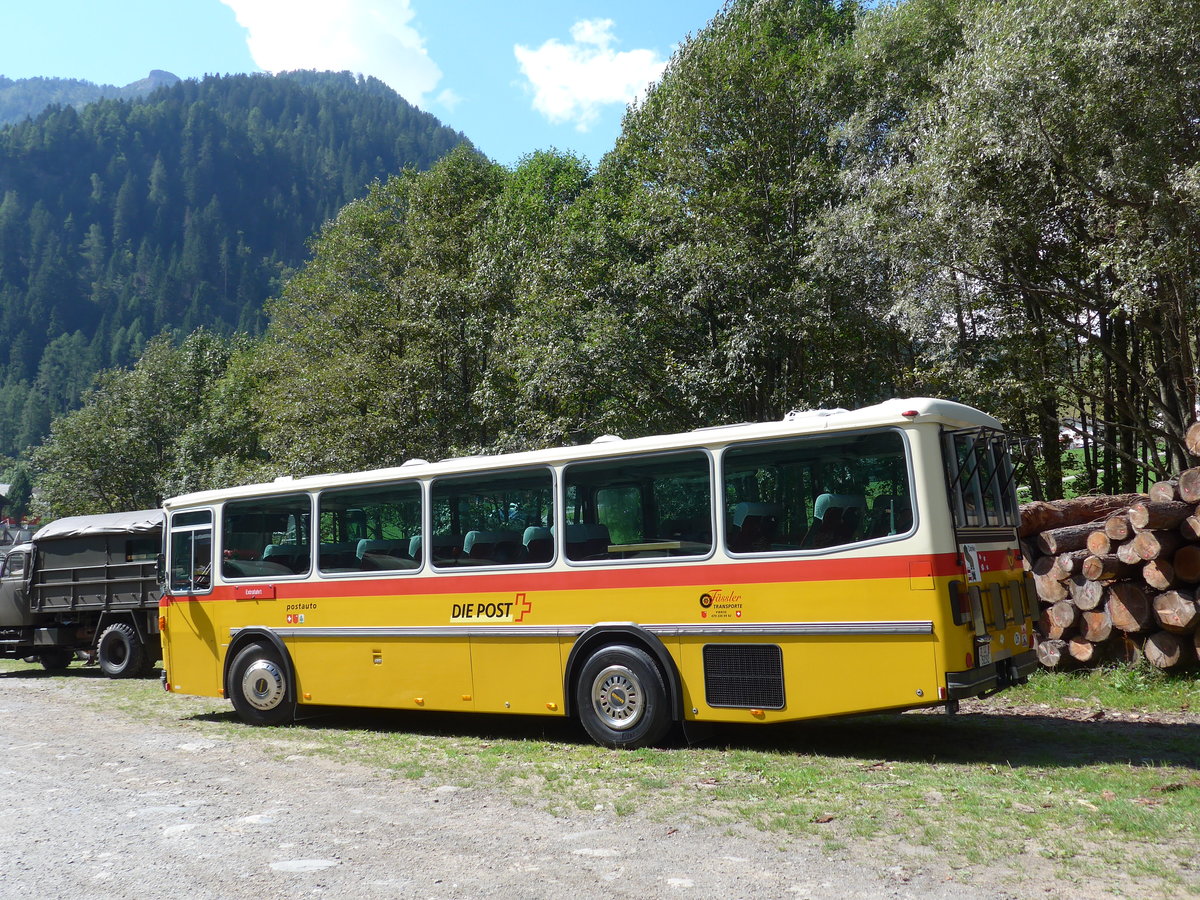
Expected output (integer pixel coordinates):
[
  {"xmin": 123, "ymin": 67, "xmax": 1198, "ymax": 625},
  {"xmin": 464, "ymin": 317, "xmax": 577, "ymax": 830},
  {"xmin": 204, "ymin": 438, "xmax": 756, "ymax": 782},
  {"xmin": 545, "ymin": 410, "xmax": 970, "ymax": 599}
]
[
  {"xmin": 228, "ymin": 642, "xmax": 295, "ymax": 726},
  {"xmin": 575, "ymin": 644, "xmax": 672, "ymax": 749},
  {"xmin": 97, "ymin": 622, "xmax": 148, "ymax": 678},
  {"xmin": 38, "ymin": 648, "xmax": 73, "ymax": 671}
]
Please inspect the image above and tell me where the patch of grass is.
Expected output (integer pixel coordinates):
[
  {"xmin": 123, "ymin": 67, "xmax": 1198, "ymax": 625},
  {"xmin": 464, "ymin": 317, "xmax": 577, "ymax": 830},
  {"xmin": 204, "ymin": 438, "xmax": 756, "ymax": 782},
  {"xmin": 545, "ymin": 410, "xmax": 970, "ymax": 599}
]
[
  {"xmin": 5, "ymin": 657, "xmax": 1200, "ymax": 896},
  {"xmin": 1000, "ymin": 666, "xmax": 1200, "ymax": 713}
]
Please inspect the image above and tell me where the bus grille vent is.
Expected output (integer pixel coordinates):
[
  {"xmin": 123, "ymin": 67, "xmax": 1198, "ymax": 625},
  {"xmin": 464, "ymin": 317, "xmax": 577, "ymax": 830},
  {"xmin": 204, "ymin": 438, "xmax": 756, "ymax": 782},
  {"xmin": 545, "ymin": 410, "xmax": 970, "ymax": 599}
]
[{"xmin": 703, "ymin": 644, "xmax": 785, "ymax": 709}]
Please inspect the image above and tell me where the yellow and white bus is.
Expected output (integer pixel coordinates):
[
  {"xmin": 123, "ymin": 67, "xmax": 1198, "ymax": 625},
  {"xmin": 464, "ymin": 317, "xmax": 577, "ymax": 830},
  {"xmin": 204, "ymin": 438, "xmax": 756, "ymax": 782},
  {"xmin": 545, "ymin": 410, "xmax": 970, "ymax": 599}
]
[{"xmin": 160, "ymin": 397, "xmax": 1036, "ymax": 747}]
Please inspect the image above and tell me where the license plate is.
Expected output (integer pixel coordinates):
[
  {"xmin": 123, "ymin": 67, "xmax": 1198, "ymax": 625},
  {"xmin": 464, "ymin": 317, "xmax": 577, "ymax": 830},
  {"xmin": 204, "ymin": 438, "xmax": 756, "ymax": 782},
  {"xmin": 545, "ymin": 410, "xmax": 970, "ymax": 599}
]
[{"xmin": 976, "ymin": 642, "xmax": 992, "ymax": 667}]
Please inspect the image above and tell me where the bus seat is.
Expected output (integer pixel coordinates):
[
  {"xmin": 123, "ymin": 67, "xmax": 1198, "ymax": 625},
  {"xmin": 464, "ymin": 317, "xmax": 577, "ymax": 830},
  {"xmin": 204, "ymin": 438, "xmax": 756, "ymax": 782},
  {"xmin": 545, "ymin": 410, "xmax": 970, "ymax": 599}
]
[
  {"xmin": 463, "ymin": 530, "xmax": 522, "ymax": 564},
  {"xmin": 415, "ymin": 534, "xmax": 463, "ymax": 565},
  {"xmin": 729, "ymin": 502, "xmax": 780, "ymax": 552},
  {"xmin": 806, "ymin": 493, "xmax": 867, "ymax": 548},
  {"xmin": 355, "ymin": 539, "xmax": 416, "ymax": 570},
  {"xmin": 356, "ymin": 539, "xmax": 404, "ymax": 559},
  {"xmin": 262, "ymin": 543, "xmax": 306, "ymax": 572},
  {"xmin": 565, "ymin": 523, "xmax": 611, "ymax": 561},
  {"xmin": 522, "ymin": 526, "xmax": 552, "ymax": 562}
]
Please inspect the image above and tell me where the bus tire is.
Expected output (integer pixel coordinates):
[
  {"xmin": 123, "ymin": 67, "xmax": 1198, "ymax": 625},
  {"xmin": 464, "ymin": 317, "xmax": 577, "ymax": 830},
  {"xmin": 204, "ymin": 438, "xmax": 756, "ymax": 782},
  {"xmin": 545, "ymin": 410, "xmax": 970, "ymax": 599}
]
[
  {"xmin": 97, "ymin": 622, "xmax": 149, "ymax": 678},
  {"xmin": 229, "ymin": 642, "xmax": 295, "ymax": 726},
  {"xmin": 38, "ymin": 648, "xmax": 73, "ymax": 671},
  {"xmin": 575, "ymin": 644, "xmax": 671, "ymax": 749}
]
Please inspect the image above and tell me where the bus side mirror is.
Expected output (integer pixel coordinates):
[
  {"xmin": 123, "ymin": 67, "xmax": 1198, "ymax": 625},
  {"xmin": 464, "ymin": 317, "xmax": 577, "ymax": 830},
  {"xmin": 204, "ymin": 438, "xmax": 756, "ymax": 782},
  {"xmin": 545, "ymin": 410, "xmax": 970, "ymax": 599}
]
[{"xmin": 156, "ymin": 553, "xmax": 166, "ymax": 586}]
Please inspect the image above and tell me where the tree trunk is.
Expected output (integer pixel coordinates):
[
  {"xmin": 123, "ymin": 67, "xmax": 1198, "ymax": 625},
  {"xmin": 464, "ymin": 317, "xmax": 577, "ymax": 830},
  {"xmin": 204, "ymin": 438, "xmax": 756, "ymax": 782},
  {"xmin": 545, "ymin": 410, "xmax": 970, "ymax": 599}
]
[
  {"xmin": 1086, "ymin": 530, "xmax": 1113, "ymax": 556},
  {"xmin": 1036, "ymin": 523, "xmax": 1105, "ymax": 555},
  {"xmin": 1019, "ymin": 495, "xmax": 1144, "ymax": 538},
  {"xmin": 1035, "ymin": 638, "xmax": 1072, "ymax": 669},
  {"xmin": 1080, "ymin": 554, "xmax": 1132, "ymax": 582},
  {"xmin": 1185, "ymin": 422, "xmax": 1200, "ymax": 458},
  {"xmin": 1116, "ymin": 540, "xmax": 1143, "ymax": 565},
  {"xmin": 1067, "ymin": 636, "xmax": 1104, "ymax": 664},
  {"xmin": 1143, "ymin": 558, "xmax": 1178, "ymax": 591},
  {"xmin": 1034, "ymin": 573, "xmax": 1070, "ymax": 603},
  {"xmin": 1056, "ymin": 550, "xmax": 1092, "ymax": 578},
  {"xmin": 1180, "ymin": 513, "xmax": 1200, "ymax": 542},
  {"xmin": 1106, "ymin": 583, "xmax": 1155, "ymax": 633},
  {"xmin": 1173, "ymin": 545, "xmax": 1200, "ymax": 583},
  {"xmin": 1178, "ymin": 467, "xmax": 1200, "ymax": 502},
  {"xmin": 1131, "ymin": 530, "xmax": 1182, "ymax": 561},
  {"xmin": 1150, "ymin": 480, "xmax": 1180, "ymax": 502},
  {"xmin": 1104, "ymin": 514, "xmax": 1132, "ymax": 541},
  {"xmin": 1079, "ymin": 608, "xmax": 1113, "ymax": 643},
  {"xmin": 1152, "ymin": 590, "xmax": 1199, "ymax": 634},
  {"xmin": 1144, "ymin": 630, "xmax": 1190, "ymax": 669},
  {"xmin": 1043, "ymin": 599, "xmax": 1079, "ymax": 635},
  {"xmin": 1128, "ymin": 500, "xmax": 1193, "ymax": 531},
  {"xmin": 1069, "ymin": 575, "xmax": 1106, "ymax": 610}
]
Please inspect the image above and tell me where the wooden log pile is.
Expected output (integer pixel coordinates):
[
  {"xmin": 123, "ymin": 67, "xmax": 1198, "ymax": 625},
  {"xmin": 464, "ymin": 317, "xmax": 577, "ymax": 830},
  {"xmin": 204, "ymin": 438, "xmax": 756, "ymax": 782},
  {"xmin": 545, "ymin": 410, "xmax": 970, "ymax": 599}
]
[{"xmin": 1024, "ymin": 478, "xmax": 1200, "ymax": 672}]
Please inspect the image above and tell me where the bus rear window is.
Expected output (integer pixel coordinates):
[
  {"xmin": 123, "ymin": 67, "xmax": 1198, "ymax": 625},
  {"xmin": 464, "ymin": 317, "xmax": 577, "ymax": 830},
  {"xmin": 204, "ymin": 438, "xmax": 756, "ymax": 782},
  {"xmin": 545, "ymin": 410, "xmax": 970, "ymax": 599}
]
[{"xmin": 943, "ymin": 429, "xmax": 1020, "ymax": 529}]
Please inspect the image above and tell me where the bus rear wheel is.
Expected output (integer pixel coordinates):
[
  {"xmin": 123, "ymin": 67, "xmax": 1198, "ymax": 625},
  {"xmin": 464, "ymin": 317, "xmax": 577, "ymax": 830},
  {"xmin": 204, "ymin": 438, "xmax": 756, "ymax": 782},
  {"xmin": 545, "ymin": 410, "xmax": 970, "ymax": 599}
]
[
  {"xmin": 576, "ymin": 644, "xmax": 671, "ymax": 749},
  {"xmin": 229, "ymin": 642, "xmax": 295, "ymax": 726}
]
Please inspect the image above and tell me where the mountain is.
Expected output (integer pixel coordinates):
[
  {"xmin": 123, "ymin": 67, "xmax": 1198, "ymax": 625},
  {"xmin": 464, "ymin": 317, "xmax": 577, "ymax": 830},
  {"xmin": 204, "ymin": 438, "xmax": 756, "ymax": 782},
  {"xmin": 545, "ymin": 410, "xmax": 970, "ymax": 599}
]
[
  {"xmin": 0, "ymin": 70, "xmax": 470, "ymax": 456},
  {"xmin": 0, "ymin": 71, "xmax": 181, "ymax": 125}
]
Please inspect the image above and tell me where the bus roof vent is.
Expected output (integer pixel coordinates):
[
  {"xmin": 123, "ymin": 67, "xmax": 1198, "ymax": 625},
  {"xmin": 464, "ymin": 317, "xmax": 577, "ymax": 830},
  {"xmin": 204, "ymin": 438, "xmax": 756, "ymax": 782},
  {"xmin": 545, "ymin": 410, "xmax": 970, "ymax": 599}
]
[
  {"xmin": 783, "ymin": 408, "xmax": 848, "ymax": 422},
  {"xmin": 400, "ymin": 458, "xmax": 429, "ymax": 467},
  {"xmin": 591, "ymin": 434, "xmax": 622, "ymax": 444}
]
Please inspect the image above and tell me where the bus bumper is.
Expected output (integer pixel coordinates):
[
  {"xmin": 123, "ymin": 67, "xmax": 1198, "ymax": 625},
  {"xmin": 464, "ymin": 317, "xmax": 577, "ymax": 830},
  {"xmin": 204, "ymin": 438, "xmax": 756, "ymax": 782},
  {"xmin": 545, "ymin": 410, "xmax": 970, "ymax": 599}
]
[{"xmin": 946, "ymin": 649, "xmax": 1038, "ymax": 700}]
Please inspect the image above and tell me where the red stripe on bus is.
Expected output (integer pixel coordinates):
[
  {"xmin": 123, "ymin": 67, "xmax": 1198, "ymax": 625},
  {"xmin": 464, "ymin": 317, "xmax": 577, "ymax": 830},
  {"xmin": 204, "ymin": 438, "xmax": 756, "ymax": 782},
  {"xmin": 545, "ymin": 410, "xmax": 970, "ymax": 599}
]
[{"xmin": 165, "ymin": 551, "xmax": 989, "ymax": 604}]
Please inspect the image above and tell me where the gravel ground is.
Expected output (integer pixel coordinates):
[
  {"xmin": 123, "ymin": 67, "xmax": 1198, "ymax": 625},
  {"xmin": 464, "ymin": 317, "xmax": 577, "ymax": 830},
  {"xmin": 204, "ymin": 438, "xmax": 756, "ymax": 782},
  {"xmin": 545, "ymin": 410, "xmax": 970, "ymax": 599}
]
[{"xmin": 0, "ymin": 670, "xmax": 1007, "ymax": 900}]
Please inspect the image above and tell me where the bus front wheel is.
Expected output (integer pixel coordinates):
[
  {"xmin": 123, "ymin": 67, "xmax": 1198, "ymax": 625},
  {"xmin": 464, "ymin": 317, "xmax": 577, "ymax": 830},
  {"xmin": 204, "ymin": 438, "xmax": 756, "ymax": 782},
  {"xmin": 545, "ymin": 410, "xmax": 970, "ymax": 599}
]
[
  {"xmin": 576, "ymin": 644, "xmax": 671, "ymax": 749},
  {"xmin": 229, "ymin": 642, "xmax": 296, "ymax": 726}
]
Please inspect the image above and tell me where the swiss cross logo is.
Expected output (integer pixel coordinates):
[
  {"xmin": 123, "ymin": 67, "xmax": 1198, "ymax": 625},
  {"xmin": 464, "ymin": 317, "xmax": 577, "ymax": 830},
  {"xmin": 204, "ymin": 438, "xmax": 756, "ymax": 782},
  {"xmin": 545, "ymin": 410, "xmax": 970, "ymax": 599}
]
[{"xmin": 514, "ymin": 593, "xmax": 532, "ymax": 622}]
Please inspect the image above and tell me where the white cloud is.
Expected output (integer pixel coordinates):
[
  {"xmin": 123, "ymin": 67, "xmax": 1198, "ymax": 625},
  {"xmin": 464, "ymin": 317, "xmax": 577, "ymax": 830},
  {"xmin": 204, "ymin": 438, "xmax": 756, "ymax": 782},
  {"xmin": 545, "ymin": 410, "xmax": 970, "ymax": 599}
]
[
  {"xmin": 435, "ymin": 88, "xmax": 462, "ymax": 112},
  {"xmin": 219, "ymin": 0, "xmax": 441, "ymax": 107},
  {"xmin": 514, "ymin": 19, "xmax": 666, "ymax": 132}
]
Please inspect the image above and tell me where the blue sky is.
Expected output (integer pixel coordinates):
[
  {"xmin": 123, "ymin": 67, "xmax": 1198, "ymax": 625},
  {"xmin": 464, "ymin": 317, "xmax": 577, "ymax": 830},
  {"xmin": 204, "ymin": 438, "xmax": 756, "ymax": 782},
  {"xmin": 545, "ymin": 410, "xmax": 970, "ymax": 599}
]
[{"xmin": 1, "ymin": 0, "xmax": 721, "ymax": 167}]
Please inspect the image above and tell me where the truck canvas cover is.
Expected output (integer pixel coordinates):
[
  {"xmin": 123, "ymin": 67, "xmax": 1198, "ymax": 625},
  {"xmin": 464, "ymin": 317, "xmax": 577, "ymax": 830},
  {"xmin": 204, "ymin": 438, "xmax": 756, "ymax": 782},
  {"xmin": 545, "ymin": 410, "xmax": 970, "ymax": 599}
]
[{"xmin": 32, "ymin": 510, "xmax": 164, "ymax": 542}]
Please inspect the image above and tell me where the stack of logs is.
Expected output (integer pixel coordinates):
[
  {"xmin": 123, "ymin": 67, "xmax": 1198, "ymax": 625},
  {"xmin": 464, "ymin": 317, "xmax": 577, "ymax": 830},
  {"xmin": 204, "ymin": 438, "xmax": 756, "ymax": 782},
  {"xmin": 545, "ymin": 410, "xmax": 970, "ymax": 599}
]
[{"xmin": 1024, "ymin": 472, "xmax": 1200, "ymax": 672}]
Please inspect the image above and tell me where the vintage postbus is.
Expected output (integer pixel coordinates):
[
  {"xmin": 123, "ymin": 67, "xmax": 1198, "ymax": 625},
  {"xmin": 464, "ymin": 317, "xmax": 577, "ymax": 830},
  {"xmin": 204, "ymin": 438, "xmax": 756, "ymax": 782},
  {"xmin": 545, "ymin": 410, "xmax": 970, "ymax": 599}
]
[{"xmin": 159, "ymin": 397, "xmax": 1036, "ymax": 747}]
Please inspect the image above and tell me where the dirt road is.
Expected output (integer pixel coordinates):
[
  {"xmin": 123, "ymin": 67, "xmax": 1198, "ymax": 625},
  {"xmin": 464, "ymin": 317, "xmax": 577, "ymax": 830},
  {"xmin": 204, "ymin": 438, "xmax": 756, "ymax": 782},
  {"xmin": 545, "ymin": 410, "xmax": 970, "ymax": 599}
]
[{"xmin": 0, "ymin": 668, "xmax": 1004, "ymax": 899}]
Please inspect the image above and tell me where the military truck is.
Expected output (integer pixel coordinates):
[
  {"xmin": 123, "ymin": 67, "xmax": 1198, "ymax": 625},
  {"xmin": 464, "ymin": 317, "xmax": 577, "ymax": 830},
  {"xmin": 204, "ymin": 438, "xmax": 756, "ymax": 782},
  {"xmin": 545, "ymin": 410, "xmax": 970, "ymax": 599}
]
[{"xmin": 0, "ymin": 510, "xmax": 163, "ymax": 677}]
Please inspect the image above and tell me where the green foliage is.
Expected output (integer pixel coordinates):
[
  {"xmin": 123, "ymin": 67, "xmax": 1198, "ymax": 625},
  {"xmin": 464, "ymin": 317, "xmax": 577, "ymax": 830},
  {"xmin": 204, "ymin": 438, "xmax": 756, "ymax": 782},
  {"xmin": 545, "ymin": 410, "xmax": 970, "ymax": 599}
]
[
  {"xmin": 2, "ymin": 461, "xmax": 33, "ymax": 520},
  {"xmin": 260, "ymin": 145, "xmax": 506, "ymax": 472},
  {"xmin": 831, "ymin": 0, "xmax": 1200, "ymax": 494},
  {"xmin": 31, "ymin": 330, "xmax": 272, "ymax": 517},
  {"xmin": 0, "ymin": 70, "xmax": 468, "ymax": 458},
  {"xmin": 0, "ymin": 71, "xmax": 179, "ymax": 126},
  {"xmin": 22, "ymin": 0, "xmax": 1200, "ymax": 500}
]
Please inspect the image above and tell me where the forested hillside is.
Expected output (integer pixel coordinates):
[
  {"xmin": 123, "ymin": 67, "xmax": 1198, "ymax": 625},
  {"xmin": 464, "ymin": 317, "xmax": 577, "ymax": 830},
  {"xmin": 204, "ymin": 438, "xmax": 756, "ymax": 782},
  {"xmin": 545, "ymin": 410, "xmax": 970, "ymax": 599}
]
[
  {"xmin": 0, "ymin": 71, "xmax": 468, "ymax": 457},
  {"xmin": 30, "ymin": 0, "xmax": 1200, "ymax": 516},
  {"xmin": 0, "ymin": 71, "xmax": 180, "ymax": 125}
]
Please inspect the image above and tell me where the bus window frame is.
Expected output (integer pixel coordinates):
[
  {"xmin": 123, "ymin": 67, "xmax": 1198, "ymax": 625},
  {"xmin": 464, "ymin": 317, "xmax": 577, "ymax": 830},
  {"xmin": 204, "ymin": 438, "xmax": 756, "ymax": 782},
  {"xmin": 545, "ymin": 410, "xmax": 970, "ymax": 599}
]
[
  {"xmin": 167, "ymin": 508, "xmax": 214, "ymax": 596},
  {"xmin": 429, "ymin": 465, "xmax": 558, "ymax": 573},
  {"xmin": 219, "ymin": 493, "xmax": 315, "ymax": 582},
  {"xmin": 719, "ymin": 426, "xmax": 919, "ymax": 559},
  {"xmin": 561, "ymin": 448, "xmax": 717, "ymax": 568},
  {"xmin": 942, "ymin": 427, "xmax": 1021, "ymax": 531}
]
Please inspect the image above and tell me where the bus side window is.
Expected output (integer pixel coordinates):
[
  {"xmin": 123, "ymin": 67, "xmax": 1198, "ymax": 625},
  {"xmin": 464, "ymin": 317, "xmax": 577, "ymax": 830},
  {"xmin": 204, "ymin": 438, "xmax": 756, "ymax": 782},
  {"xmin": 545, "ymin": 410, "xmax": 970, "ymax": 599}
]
[
  {"xmin": 724, "ymin": 431, "xmax": 912, "ymax": 554},
  {"xmin": 564, "ymin": 452, "xmax": 713, "ymax": 561}
]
